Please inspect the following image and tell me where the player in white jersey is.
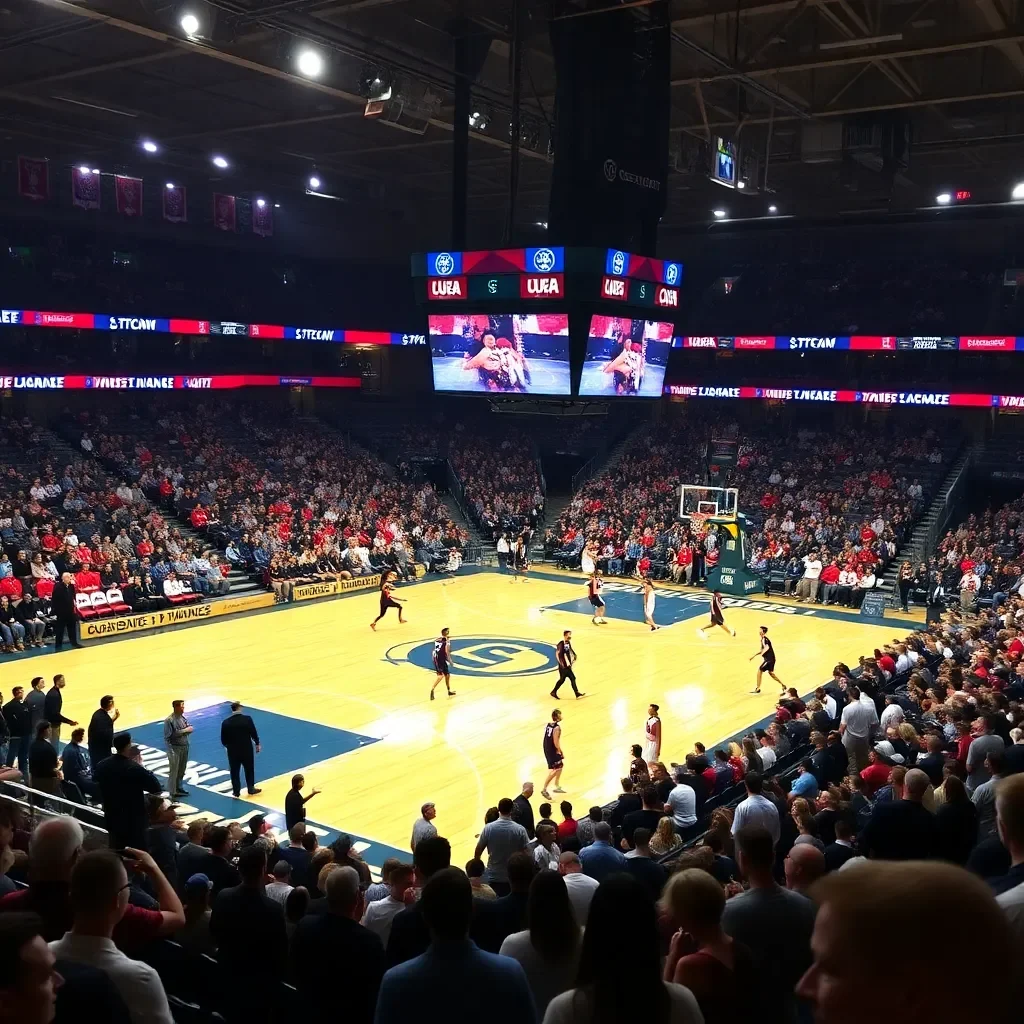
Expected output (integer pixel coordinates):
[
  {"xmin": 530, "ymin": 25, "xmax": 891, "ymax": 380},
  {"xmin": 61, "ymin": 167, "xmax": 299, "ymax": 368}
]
[
  {"xmin": 642, "ymin": 704, "xmax": 661, "ymax": 763},
  {"xmin": 642, "ymin": 578, "xmax": 659, "ymax": 631}
]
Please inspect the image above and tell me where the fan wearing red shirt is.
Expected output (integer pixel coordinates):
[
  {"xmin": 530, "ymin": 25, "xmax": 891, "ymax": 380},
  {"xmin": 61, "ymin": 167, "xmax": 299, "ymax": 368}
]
[
  {"xmin": 876, "ymin": 651, "xmax": 897, "ymax": 677},
  {"xmin": 136, "ymin": 537, "xmax": 154, "ymax": 558},
  {"xmin": 860, "ymin": 749, "xmax": 895, "ymax": 795}
]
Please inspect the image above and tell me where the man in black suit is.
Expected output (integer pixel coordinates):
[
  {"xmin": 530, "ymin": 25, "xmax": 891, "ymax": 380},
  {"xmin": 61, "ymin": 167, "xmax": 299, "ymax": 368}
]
[
  {"xmin": 87, "ymin": 696, "xmax": 118, "ymax": 769},
  {"xmin": 210, "ymin": 846, "xmax": 287, "ymax": 987},
  {"xmin": 51, "ymin": 572, "xmax": 82, "ymax": 651},
  {"xmin": 219, "ymin": 701, "xmax": 261, "ymax": 797},
  {"xmin": 2, "ymin": 686, "xmax": 31, "ymax": 773},
  {"xmin": 384, "ymin": 835, "xmax": 451, "ymax": 968},
  {"xmin": 92, "ymin": 732, "xmax": 163, "ymax": 850},
  {"xmin": 291, "ymin": 864, "xmax": 385, "ymax": 1021}
]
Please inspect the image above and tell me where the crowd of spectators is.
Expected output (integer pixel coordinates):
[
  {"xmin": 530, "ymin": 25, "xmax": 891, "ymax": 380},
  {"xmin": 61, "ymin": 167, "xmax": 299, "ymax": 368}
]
[{"xmin": 61, "ymin": 399, "xmax": 468, "ymax": 597}]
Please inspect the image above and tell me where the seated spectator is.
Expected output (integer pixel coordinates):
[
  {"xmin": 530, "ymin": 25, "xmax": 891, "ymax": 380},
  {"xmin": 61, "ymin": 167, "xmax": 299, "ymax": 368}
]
[
  {"xmin": 662, "ymin": 868, "xmax": 759, "ymax": 1024},
  {"xmin": 375, "ymin": 868, "xmax": 535, "ymax": 1024},
  {"xmin": 623, "ymin": 828, "xmax": 668, "ymax": 900},
  {"xmin": 466, "ymin": 858, "xmax": 497, "ymax": 900},
  {"xmin": 174, "ymin": 873, "xmax": 215, "ymax": 956},
  {"xmin": 532, "ymin": 824, "xmax": 561, "ymax": 872},
  {"xmin": 59, "ymin": 728, "xmax": 96, "ymax": 800},
  {"xmin": 649, "ymin": 816, "xmax": 683, "ymax": 857},
  {"xmin": 48, "ymin": 849, "xmax": 173, "ymax": 1024},
  {"xmin": 265, "ymin": 860, "xmax": 293, "ymax": 906},
  {"xmin": 291, "ymin": 865, "xmax": 384, "ymax": 1021},
  {"xmin": 823, "ymin": 818, "xmax": 858, "ymax": 872},
  {"xmin": 861, "ymin": 768, "xmax": 938, "ymax": 860},
  {"xmin": 544, "ymin": 873, "xmax": 703, "ymax": 1024},
  {"xmin": 578, "ymin": 822, "xmax": 626, "ymax": 882},
  {"xmin": 789, "ymin": 760, "xmax": 819, "ymax": 801}
]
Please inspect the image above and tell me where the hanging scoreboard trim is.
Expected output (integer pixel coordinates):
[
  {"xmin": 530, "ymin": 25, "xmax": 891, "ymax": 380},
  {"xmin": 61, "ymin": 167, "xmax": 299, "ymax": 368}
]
[{"xmin": 600, "ymin": 276, "xmax": 679, "ymax": 309}]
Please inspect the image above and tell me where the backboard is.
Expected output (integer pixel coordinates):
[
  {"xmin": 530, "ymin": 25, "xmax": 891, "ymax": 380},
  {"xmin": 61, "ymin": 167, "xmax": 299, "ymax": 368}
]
[{"xmin": 679, "ymin": 484, "xmax": 738, "ymax": 521}]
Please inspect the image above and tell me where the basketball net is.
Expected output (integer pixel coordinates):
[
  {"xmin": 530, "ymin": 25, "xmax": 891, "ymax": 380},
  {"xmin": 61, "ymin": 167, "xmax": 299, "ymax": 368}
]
[{"xmin": 690, "ymin": 511, "xmax": 710, "ymax": 539}]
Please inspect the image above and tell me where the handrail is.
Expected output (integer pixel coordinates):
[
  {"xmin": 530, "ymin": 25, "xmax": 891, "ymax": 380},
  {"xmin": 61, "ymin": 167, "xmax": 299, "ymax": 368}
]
[
  {"xmin": 0, "ymin": 779, "xmax": 109, "ymax": 836},
  {"xmin": 919, "ymin": 446, "xmax": 976, "ymax": 561}
]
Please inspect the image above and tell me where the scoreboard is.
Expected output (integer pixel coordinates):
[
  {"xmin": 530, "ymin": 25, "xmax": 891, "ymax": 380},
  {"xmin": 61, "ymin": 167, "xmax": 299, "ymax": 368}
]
[{"xmin": 412, "ymin": 245, "xmax": 684, "ymax": 314}]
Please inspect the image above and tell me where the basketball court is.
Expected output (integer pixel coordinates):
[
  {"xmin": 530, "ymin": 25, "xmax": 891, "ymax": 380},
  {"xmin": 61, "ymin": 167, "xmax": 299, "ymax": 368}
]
[{"xmin": 30, "ymin": 564, "xmax": 920, "ymax": 878}]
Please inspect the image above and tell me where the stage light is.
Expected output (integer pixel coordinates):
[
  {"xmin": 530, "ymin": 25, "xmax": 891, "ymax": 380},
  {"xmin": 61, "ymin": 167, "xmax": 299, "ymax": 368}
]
[
  {"xmin": 274, "ymin": 203, "xmax": 281, "ymax": 209},
  {"xmin": 737, "ymin": 180, "xmax": 746, "ymax": 189},
  {"xmin": 142, "ymin": 140, "xmax": 158, "ymax": 154},
  {"xmin": 713, "ymin": 209, "xmax": 726, "ymax": 218},
  {"xmin": 935, "ymin": 192, "xmax": 952, "ymax": 205},
  {"xmin": 256, "ymin": 198, "xmax": 266, "ymax": 208},
  {"xmin": 469, "ymin": 110, "xmax": 489, "ymax": 130},
  {"xmin": 768, "ymin": 205, "xmax": 778, "ymax": 214},
  {"xmin": 180, "ymin": 12, "xmax": 199, "ymax": 37},
  {"xmin": 78, "ymin": 165, "xmax": 90, "ymax": 174},
  {"xmin": 165, "ymin": 182, "xmax": 175, "ymax": 189},
  {"xmin": 212, "ymin": 155, "xmax": 229, "ymax": 169},
  {"xmin": 90, "ymin": 168, "xmax": 99, "ymax": 175},
  {"xmin": 1013, "ymin": 182, "xmax": 1024, "ymax": 200},
  {"xmin": 308, "ymin": 175, "xmax": 321, "ymax": 189},
  {"xmin": 296, "ymin": 49, "xmax": 323, "ymax": 79}
]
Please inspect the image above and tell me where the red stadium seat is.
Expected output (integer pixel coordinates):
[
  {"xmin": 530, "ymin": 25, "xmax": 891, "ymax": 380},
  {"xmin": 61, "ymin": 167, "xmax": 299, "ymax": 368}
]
[
  {"xmin": 75, "ymin": 592, "xmax": 97, "ymax": 619},
  {"xmin": 105, "ymin": 588, "xmax": 130, "ymax": 614},
  {"xmin": 90, "ymin": 590, "xmax": 113, "ymax": 616}
]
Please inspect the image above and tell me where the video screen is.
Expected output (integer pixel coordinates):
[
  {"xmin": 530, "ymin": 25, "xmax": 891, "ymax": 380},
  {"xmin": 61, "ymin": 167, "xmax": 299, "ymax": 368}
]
[
  {"xmin": 429, "ymin": 313, "xmax": 571, "ymax": 395},
  {"xmin": 579, "ymin": 316, "xmax": 673, "ymax": 397}
]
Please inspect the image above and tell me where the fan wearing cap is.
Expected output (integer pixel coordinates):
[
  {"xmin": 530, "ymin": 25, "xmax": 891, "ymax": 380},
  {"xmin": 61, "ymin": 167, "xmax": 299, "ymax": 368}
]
[
  {"xmin": 860, "ymin": 743, "xmax": 904, "ymax": 797},
  {"xmin": 175, "ymin": 874, "xmax": 215, "ymax": 956}
]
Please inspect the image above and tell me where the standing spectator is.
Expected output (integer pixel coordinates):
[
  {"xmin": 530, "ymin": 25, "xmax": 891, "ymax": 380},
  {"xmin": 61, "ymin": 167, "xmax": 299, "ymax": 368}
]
[
  {"xmin": 175, "ymin": 874, "xmax": 215, "ymax": 956},
  {"xmin": 265, "ymin": 861, "xmax": 293, "ymax": 906},
  {"xmin": 28, "ymin": 722, "xmax": 61, "ymax": 795},
  {"xmin": 823, "ymin": 819, "xmax": 858, "ymax": 872},
  {"xmin": 796, "ymin": 862, "xmax": 1013, "ymax": 1023},
  {"xmin": 994, "ymin": 775, "xmax": 1024, "ymax": 921},
  {"xmin": 578, "ymin": 822, "xmax": 626, "ymax": 882},
  {"xmin": 662, "ymin": 868, "xmax": 759, "ymax": 1024},
  {"xmin": 511, "ymin": 782, "xmax": 536, "ymax": 839},
  {"xmin": 51, "ymin": 572, "xmax": 82, "ymax": 650},
  {"xmin": 474, "ymin": 797, "xmax": 529, "ymax": 896},
  {"xmin": 556, "ymin": 852, "xmax": 598, "ymax": 925},
  {"xmin": 3, "ymin": 687, "xmax": 31, "ymax": 774},
  {"xmin": 360, "ymin": 862, "xmax": 414, "ymax": 947},
  {"xmin": 210, "ymin": 846, "xmax": 287, "ymax": 986},
  {"xmin": 93, "ymin": 733, "xmax": 163, "ymax": 851},
  {"xmin": 966, "ymin": 714, "xmax": 1006, "ymax": 794},
  {"xmin": 291, "ymin": 865, "xmax": 384, "ymax": 1021},
  {"xmin": 44, "ymin": 676, "xmax": 76, "ymax": 748},
  {"xmin": 784, "ymin": 844, "xmax": 826, "ymax": 897},
  {"xmin": 532, "ymin": 824, "xmax": 561, "ymax": 871},
  {"xmin": 48, "ymin": 850, "xmax": 173, "ymax": 1024},
  {"xmin": 25, "ymin": 677, "xmax": 46, "ymax": 736},
  {"xmin": 934, "ymin": 775, "xmax": 977, "ymax": 865},
  {"xmin": 162, "ymin": 700, "xmax": 192, "ymax": 799},
  {"xmin": 285, "ymin": 773, "xmax": 320, "ymax": 831},
  {"xmin": 730, "ymin": 773, "xmax": 780, "ymax": 848},
  {"xmin": 385, "ymin": 836, "xmax": 451, "ymax": 968},
  {"xmin": 499, "ymin": 869, "xmax": 581, "ymax": 1018},
  {"xmin": 795, "ymin": 550, "xmax": 822, "ymax": 602},
  {"xmin": 410, "ymin": 802, "xmax": 438, "ymax": 851},
  {"xmin": 624, "ymin": 828, "xmax": 668, "ymax": 901},
  {"xmin": 471, "ymin": 852, "xmax": 534, "ymax": 953},
  {"xmin": 861, "ymin": 768, "xmax": 938, "ymax": 860},
  {"xmin": 839, "ymin": 685, "xmax": 877, "ymax": 773},
  {"xmin": 972, "ymin": 749, "xmax": 1006, "ymax": 840},
  {"xmin": 543, "ymin": 873, "xmax": 703, "ymax": 1024},
  {"xmin": 375, "ymin": 868, "xmax": 535, "ymax": 1024},
  {"xmin": 219, "ymin": 702, "xmax": 261, "ymax": 798},
  {"xmin": 87, "ymin": 696, "xmax": 118, "ymax": 769},
  {"xmin": 722, "ymin": 826, "xmax": 815, "ymax": 1024}
]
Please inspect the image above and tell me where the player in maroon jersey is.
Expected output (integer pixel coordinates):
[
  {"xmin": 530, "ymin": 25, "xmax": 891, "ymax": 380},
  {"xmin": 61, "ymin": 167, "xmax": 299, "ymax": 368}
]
[
  {"xmin": 587, "ymin": 568, "xmax": 607, "ymax": 625},
  {"xmin": 370, "ymin": 571, "xmax": 406, "ymax": 630}
]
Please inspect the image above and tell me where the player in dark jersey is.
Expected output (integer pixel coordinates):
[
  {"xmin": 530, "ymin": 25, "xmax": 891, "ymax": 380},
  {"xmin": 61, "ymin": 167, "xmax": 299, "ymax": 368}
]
[
  {"xmin": 697, "ymin": 589, "xmax": 736, "ymax": 639},
  {"xmin": 749, "ymin": 625, "xmax": 783, "ymax": 694},
  {"xmin": 430, "ymin": 627, "xmax": 456, "ymax": 700},
  {"xmin": 541, "ymin": 708, "xmax": 565, "ymax": 799},
  {"xmin": 551, "ymin": 629, "xmax": 584, "ymax": 699},
  {"xmin": 587, "ymin": 569, "xmax": 606, "ymax": 625},
  {"xmin": 370, "ymin": 571, "xmax": 406, "ymax": 630},
  {"xmin": 510, "ymin": 535, "xmax": 529, "ymax": 583}
]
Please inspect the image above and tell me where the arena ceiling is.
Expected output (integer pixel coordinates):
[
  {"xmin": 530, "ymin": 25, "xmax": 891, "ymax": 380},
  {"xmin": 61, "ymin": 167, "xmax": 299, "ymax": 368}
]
[{"xmin": 2, "ymin": 0, "xmax": 1024, "ymax": 249}]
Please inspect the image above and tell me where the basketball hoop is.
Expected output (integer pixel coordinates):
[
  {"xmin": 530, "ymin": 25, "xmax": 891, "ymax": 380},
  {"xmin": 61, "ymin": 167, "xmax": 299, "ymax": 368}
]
[{"xmin": 690, "ymin": 511, "xmax": 710, "ymax": 539}]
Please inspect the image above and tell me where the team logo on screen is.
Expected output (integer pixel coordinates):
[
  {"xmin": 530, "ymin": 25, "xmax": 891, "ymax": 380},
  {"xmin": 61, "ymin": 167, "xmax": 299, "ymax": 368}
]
[
  {"xmin": 665, "ymin": 263, "xmax": 680, "ymax": 285},
  {"xmin": 532, "ymin": 248, "xmax": 556, "ymax": 273},
  {"xmin": 610, "ymin": 250, "xmax": 627, "ymax": 275},
  {"xmin": 433, "ymin": 252, "xmax": 455, "ymax": 276},
  {"xmin": 386, "ymin": 636, "xmax": 558, "ymax": 677},
  {"xmin": 603, "ymin": 158, "xmax": 618, "ymax": 183}
]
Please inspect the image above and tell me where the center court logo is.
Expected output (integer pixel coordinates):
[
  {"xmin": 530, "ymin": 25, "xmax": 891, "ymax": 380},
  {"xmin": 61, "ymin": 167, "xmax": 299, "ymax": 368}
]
[
  {"xmin": 603, "ymin": 159, "xmax": 618, "ymax": 183},
  {"xmin": 386, "ymin": 636, "xmax": 558, "ymax": 678}
]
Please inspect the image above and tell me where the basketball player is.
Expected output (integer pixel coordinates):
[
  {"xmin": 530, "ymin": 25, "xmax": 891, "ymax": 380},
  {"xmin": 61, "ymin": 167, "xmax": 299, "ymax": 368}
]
[
  {"xmin": 510, "ymin": 535, "xmax": 529, "ymax": 583},
  {"xmin": 370, "ymin": 571, "xmax": 406, "ymax": 630},
  {"xmin": 551, "ymin": 629, "xmax": 584, "ymax": 699},
  {"xmin": 541, "ymin": 709, "xmax": 565, "ymax": 800},
  {"xmin": 642, "ymin": 704, "xmax": 661, "ymax": 763},
  {"xmin": 587, "ymin": 568, "xmax": 607, "ymax": 624},
  {"xmin": 642, "ymin": 577, "xmax": 659, "ymax": 631},
  {"xmin": 749, "ymin": 625, "xmax": 783, "ymax": 694},
  {"xmin": 430, "ymin": 627, "xmax": 456, "ymax": 700},
  {"xmin": 697, "ymin": 589, "xmax": 736, "ymax": 639}
]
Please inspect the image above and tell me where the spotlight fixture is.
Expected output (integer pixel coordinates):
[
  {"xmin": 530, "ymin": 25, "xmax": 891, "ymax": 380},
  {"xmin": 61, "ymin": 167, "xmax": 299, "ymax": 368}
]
[
  {"xmin": 768, "ymin": 205, "xmax": 778, "ymax": 214},
  {"xmin": 737, "ymin": 180, "xmax": 746, "ymax": 189},
  {"xmin": 212, "ymin": 155, "xmax": 229, "ymax": 169},
  {"xmin": 1012, "ymin": 182, "xmax": 1024, "ymax": 200},
  {"xmin": 256, "ymin": 198, "xmax": 266, "ymax": 208},
  {"xmin": 180, "ymin": 12, "xmax": 200, "ymax": 37},
  {"xmin": 90, "ymin": 168, "xmax": 99, "ymax": 175},
  {"xmin": 360, "ymin": 67, "xmax": 392, "ymax": 101},
  {"xmin": 165, "ymin": 182, "xmax": 175, "ymax": 189},
  {"xmin": 274, "ymin": 203, "xmax": 281, "ymax": 209},
  {"xmin": 142, "ymin": 140, "xmax": 158, "ymax": 154},
  {"xmin": 935, "ymin": 192, "xmax": 952, "ymax": 205},
  {"xmin": 469, "ymin": 110, "xmax": 489, "ymax": 130},
  {"xmin": 296, "ymin": 49, "xmax": 323, "ymax": 79},
  {"xmin": 308, "ymin": 175, "xmax": 321, "ymax": 190},
  {"xmin": 713, "ymin": 209, "xmax": 726, "ymax": 219},
  {"xmin": 78, "ymin": 165, "xmax": 90, "ymax": 174}
]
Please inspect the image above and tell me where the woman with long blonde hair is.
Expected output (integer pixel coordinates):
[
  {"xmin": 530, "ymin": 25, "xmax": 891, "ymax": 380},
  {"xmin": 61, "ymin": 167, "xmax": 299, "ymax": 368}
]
[{"xmin": 648, "ymin": 816, "xmax": 682, "ymax": 857}]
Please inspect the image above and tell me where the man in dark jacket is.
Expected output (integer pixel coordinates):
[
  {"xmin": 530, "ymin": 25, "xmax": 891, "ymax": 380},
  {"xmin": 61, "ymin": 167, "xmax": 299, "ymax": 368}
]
[
  {"xmin": 87, "ymin": 696, "xmax": 118, "ymax": 768},
  {"xmin": 219, "ymin": 702, "xmax": 261, "ymax": 797},
  {"xmin": 92, "ymin": 732, "xmax": 163, "ymax": 850},
  {"xmin": 2, "ymin": 687, "xmax": 31, "ymax": 773},
  {"xmin": 43, "ymin": 675, "xmax": 77, "ymax": 747},
  {"xmin": 51, "ymin": 572, "xmax": 82, "ymax": 650}
]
